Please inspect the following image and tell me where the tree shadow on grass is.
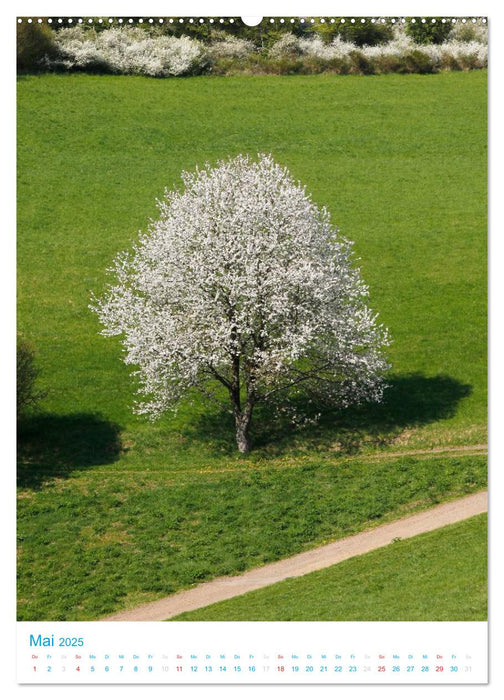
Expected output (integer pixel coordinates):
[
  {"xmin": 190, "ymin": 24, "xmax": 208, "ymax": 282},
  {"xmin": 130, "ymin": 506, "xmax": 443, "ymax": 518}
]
[
  {"xmin": 185, "ymin": 373, "xmax": 472, "ymax": 457},
  {"xmin": 17, "ymin": 413, "xmax": 123, "ymax": 489}
]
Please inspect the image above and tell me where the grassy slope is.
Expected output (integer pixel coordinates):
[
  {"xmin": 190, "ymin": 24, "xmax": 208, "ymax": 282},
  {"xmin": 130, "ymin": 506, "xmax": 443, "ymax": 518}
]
[
  {"xmin": 17, "ymin": 72, "xmax": 487, "ymax": 620},
  {"xmin": 173, "ymin": 514, "xmax": 487, "ymax": 622},
  {"xmin": 17, "ymin": 453, "xmax": 486, "ymax": 620}
]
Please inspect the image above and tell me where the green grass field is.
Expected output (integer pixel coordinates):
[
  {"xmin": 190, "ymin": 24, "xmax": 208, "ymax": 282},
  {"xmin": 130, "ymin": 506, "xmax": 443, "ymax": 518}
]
[
  {"xmin": 17, "ymin": 453, "xmax": 486, "ymax": 620},
  {"xmin": 17, "ymin": 71, "xmax": 487, "ymax": 621},
  {"xmin": 172, "ymin": 514, "xmax": 487, "ymax": 621}
]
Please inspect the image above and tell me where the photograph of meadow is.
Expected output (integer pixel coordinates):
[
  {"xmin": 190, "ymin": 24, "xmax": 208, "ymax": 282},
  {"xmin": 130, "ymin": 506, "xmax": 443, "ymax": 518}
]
[{"xmin": 17, "ymin": 16, "xmax": 487, "ymax": 622}]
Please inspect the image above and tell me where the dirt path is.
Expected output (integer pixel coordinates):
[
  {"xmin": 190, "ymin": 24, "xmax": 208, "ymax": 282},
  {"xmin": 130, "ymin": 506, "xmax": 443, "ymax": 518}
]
[
  {"xmin": 102, "ymin": 489, "xmax": 488, "ymax": 622},
  {"xmin": 364, "ymin": 444, "xmax": 487, "ymax": 460}
]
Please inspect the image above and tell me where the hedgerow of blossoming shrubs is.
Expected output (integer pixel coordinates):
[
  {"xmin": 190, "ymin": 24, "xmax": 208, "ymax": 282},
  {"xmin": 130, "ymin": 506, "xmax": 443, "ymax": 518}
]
[
  {"xmin": 47, "ymin": 26, "xmax": 206, "ymax": 77},
  {"xmin": 266, "ymin": 24, "xmax": 487, "ymax": 74},
  {"xmin": 33, "ymin": 21, "xmax": 488, "ymax": 77}
]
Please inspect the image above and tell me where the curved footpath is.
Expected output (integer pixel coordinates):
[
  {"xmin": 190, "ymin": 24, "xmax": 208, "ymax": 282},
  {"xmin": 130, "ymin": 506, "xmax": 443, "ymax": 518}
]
[{"xmin": 102, "ymin": 489, "xmax": 488, "ymax": 622}]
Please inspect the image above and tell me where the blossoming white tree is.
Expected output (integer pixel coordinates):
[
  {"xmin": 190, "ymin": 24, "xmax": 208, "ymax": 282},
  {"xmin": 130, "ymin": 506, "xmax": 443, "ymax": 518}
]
[{"xmin": 91, "ymin": 154, "xmax": 390, "ymax": 453}]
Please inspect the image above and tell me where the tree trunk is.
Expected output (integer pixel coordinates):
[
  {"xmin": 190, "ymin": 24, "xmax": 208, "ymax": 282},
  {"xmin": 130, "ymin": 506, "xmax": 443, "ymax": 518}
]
[
  {"xmin": 228, "ymin": 345, "xmax": 254, "ymax": 453},
  {"xmin": 234, "ymin": 404, "xmax": 253, "ymax": 454}
]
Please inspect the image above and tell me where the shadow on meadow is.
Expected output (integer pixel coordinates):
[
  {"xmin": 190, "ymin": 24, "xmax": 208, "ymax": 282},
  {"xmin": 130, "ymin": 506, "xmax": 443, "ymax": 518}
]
[
  {"xmin": 185, "ymin": 373, "xmax": 472, "ymax": 456},
  {"xmin": 17, "ymin": 413, "xmax": 123, "ymax": 489}
]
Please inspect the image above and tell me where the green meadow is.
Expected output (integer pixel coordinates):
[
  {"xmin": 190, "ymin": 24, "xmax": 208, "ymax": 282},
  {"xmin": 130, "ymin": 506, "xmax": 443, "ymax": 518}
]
[{"xmin": 17, "ymin": 71, "xmax": 487, "ymax": 620}]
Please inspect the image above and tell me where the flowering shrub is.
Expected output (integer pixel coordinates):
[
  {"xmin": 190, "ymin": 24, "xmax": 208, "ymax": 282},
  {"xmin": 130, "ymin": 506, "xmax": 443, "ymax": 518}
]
[
  {"xmin": 450, "ymin": 21, "xmax": 488, "ymax": 43},
  {"xmin": 436, "ymin": 40, "xmax": 488, "ymax": 69},
  {"xmin": 298, "ymin": 36, "xmax": 357, "ymax": 60},
  {"xmin": 361, "ymin": 33, "xmax": 416, "ymax": 60},
  {"xmin": 268, "ymin": 33, "xmax": 304, "ymax": 59},
  {"xmin": 91, "ymin": 154, "xmax": 390, "ymax": 452},
  {"xmin": 207, "ymin": 35, "xmax": 255, "ymax": 60},
  {"xmin": 269, "ymin": 34, "xmax": 356, "ymax": 61},
  {"xmin": 49, "ymin": 26, "xmax": 206, "ymax": 76}
]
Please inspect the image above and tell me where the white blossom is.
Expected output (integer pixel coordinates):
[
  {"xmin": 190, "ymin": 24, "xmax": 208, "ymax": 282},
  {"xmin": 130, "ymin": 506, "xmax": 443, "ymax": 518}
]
[
  {"xmin": 361, "ymin": 34, "xmax": 416, "ymax": 60},
  {"xmin": 268, "ymin": 33, "xmax": 305, "ymax": 59},
  {"xmin": 270, "ymin": 34, "xmax": 356, "ymax": 61},
  {"xmin": 207, "ymin": 35, "xmax": 255, "ymax": 60},
  {"xmin": 91, "ymin": 154, "xmax": 390, "ymax": 452},
  {"xmin": 298, "ymin": 35, "xmax": 357, "ymax": 60}
]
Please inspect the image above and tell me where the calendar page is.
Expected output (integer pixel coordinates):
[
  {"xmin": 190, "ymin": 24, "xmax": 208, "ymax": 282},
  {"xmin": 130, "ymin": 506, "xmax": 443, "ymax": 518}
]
[{"xmin": 13, "ymin": 0, "xmax": 495, "ymax": 696}]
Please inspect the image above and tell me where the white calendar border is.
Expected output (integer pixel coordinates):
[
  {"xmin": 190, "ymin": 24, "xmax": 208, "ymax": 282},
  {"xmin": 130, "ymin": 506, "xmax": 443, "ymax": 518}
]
[{"xmin": 5, "ymin": 0, "xmax": 502, "ymax": 697}]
